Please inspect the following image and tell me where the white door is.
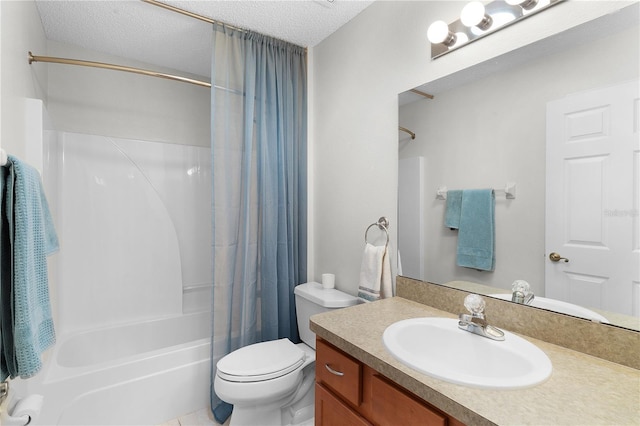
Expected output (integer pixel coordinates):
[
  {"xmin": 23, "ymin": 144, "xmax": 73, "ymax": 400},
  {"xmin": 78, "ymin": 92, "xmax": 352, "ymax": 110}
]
[{"xmin": 545, "ymin": 80, "xmax": 640, "ymax": 317}]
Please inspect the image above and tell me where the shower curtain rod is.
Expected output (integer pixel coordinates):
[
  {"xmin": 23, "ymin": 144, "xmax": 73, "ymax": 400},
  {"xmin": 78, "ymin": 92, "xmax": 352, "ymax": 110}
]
[
  {"xmin": 399, "ymin": 126, "xmax": 415, "ymax": 139},
  {"xmin": 28, "ymin": 52, "xmax": 211, "ymax": 88},
  {"xmin": 410, "ymin": 89, "xmax": 434, "ymax": 99},
  {"xmin": 141, "ymin": 0, "xmax": 308, "ymax": 52},
  {"xmin": 142, "ymin": 0, "xmax": 236, "ymax": 30},
  {"xmin": 29, "ymin": 4, "xmax": 308, "ymax": 90}
]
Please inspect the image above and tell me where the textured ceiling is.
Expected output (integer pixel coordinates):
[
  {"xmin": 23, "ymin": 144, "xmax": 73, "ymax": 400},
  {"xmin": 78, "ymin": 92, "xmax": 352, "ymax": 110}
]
[{"xmin": 35, "ymin": 0, "xmax": 374, "ymax": 78}]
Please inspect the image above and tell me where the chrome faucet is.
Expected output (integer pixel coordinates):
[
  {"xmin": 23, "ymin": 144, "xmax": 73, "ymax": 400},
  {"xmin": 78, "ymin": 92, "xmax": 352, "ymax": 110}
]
[
  {"xmin": 511, "ymin": 280, "xmax": 535, "ymax": 305},
  {"xmin": 458, "ymin": 294, "xmax": 505, "ymax": 341}
]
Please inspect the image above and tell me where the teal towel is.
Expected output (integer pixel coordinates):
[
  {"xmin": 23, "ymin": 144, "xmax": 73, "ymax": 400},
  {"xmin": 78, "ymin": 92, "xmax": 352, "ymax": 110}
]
[
  {"xmin": 2, "ymin": 156, "xmax": 58, "ymax": 379},
  {"xmin": 456, "ymin": 189, "xmax": 495, "ymax": 271},
  {"xmin": 0, "ymin": 166, "xmax": 12, "ymax": 381},
  {"xmin": 444, "ymin": 190, "xmax": 463, "ymax": 229}
]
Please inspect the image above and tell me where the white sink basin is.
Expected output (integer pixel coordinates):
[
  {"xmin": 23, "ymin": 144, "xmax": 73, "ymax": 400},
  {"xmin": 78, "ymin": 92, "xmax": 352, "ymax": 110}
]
[
  {"xmin": 383, "ymin": 317, "xmax": 552, "ymax": 389},
  {"xmin": 489, "ymin": 294, "xmax": 609, "ymax": 323}
]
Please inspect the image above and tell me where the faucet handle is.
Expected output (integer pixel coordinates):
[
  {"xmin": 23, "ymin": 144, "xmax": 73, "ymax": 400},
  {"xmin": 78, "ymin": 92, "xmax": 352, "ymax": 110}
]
[
  {"xmin": 511, "ymin": 280, "xmax": 534, "ymax": 304},
  {"xmin": 464, "ymin": 294, "xmax": 486, "ymax": 317},
  {"xmin": 511, "ymin": 279, "xmax": 530, "ymax": 294}
]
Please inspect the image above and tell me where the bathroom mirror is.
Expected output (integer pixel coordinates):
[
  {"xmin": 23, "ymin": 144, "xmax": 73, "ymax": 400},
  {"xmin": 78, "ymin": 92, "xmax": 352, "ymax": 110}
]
[{"xmin": 398, "ymin": 4, "xmax": 639, "ymax": 331}]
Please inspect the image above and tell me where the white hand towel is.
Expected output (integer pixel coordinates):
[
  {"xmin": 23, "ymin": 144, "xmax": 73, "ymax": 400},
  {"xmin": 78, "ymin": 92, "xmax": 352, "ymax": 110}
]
[
  {"xmin": 381, "ymin": 246, "xmax": 393, "ymax": 299},
  {"xmin": 358, "ymin": 243, "xmax": 393, "ymax": 303}
]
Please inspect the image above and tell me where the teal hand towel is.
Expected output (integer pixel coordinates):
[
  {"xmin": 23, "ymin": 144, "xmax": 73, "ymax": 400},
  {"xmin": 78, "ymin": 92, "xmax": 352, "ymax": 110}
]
[
  {"xmin": 0, "ymin": 166, "xmax": 12, "ymax": 381},
  {"xmin": 456, "ymin": 189, "xmax": 495, "ymax": 271},
  {"xmin": 444, "ymin": 190, "xmax": 463, "ymax": 229},
  {"xmin": 4, "ymin": 155, "xmax": 58, "ymax": 378}
]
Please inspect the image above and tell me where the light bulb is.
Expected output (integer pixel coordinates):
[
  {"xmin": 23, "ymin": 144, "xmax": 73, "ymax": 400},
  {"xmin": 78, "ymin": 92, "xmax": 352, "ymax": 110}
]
[
  {"xmin": 506, "ymin": 0, "xmax": 538, "ymax": 10},
  {"xmin": 460, "ymin": 1, "xmax": 493, "ymax": 30},
  {"xmin": 427, "ymin": 20, "xmax": 457, "ymax": 46},
  {"xmin": 491, "ymin": 11, "xmax": 519, "ymax": 27},
  {"xmin": 454, "ymin": 32, "xmax": 469, "ymax": 45}
]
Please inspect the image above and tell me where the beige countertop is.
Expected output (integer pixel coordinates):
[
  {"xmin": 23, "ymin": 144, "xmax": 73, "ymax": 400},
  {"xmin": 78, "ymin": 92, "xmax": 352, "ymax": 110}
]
[{"xmin": 310, "ymin": 296, "xmax": 640, "ymax": 426}]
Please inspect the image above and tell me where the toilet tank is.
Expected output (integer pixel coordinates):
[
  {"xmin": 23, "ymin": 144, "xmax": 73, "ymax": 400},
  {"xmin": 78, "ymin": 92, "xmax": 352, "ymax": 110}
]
[{"xmin": 294, "ymin": 282, "xmax": 359, "ymax": 349}]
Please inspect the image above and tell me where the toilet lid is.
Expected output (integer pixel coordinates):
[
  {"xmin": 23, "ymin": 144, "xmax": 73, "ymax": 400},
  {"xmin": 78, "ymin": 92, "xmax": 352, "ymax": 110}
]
[{"xmin": 216, "ymin": 338, "xmax": 306, "ymax": 383}]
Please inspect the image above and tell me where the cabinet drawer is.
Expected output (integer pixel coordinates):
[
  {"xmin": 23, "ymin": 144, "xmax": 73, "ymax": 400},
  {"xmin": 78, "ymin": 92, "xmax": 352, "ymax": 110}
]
[
  {"xmin": 316, "ymin": 339, "xmax": 362, "ymax": 406},
  {"xmin": 371, "ymin": 374, "xmax": 447, "ymax": 426}
]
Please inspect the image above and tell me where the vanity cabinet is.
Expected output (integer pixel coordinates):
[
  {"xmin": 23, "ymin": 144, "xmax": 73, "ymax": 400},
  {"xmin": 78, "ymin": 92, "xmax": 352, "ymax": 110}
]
[{"xmin": 315, "ymin": 338, "xmax": 464, "ymax": 426}]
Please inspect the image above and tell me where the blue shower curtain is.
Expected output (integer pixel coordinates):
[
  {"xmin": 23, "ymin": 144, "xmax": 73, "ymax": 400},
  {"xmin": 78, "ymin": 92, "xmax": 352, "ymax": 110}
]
[{"xmin": 209, "ymin": 23, "xmax": 307, "ymax": 420}]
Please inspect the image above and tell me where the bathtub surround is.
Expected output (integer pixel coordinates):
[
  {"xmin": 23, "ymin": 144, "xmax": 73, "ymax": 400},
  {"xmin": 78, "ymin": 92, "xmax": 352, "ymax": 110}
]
[
  {"xmin": 19, "ymin": 132, "xmax": 213, "ymax": 425},
  {"xmin": 209, "ymin": 22, "xmax": 308, "ymax": 419},
  {"xmin": 46, "ymin": 133, "xmax": 211, "ymax": 332}
]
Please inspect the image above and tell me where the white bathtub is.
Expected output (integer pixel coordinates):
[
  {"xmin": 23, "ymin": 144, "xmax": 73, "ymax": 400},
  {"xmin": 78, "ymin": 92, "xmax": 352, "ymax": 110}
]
[{"xmin": 33, "ymin": 311, "xmax": 212, "ymax": 426}]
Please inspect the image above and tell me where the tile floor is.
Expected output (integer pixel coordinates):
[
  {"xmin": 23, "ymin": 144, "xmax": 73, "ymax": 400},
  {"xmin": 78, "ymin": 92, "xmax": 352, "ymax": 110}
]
[
  {"xmin": 160, "ymin": 407, "xmax": 314, "ymax": 426},
  {"xmin": 159, "ymin": 407, "xmax": 229, "ymax": 426}
]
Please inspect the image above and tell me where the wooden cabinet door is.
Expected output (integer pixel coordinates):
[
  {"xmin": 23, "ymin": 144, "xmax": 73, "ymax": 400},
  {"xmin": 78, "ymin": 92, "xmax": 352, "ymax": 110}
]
[
  {"xmin": 371, "ymin": 374, "xmax": 447, "ymax": 426},
  {"xmin": 315, "ymin": 340, "xmax": 465, "ymax": 426},
  {"xmin": 315, "ymin": 383, "xmax": 372, "ymax": 426}
]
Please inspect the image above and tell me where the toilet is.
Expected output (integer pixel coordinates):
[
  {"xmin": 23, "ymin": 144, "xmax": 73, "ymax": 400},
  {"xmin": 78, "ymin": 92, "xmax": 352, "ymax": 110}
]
[{"xmin": 214, "ymin": 282, "xmax": 359, "ymax": 426}]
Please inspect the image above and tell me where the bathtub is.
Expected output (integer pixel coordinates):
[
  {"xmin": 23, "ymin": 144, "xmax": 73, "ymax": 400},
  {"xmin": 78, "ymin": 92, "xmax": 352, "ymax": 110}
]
[{"xmin": 33, "ymin": 311, "xmax": 212, "ymax": 425}]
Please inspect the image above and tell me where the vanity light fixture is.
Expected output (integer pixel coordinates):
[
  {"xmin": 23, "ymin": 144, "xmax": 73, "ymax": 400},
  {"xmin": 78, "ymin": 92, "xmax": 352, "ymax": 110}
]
[{"xmin": 427, "ymin": 0, "xmax": 564, "ymax": 59}]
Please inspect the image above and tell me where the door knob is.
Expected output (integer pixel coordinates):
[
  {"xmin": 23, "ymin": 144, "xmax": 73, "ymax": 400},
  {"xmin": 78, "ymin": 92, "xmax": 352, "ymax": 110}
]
[{"xmin": 549, "ymin": 252, "xmax": 569, "ymax": 263}]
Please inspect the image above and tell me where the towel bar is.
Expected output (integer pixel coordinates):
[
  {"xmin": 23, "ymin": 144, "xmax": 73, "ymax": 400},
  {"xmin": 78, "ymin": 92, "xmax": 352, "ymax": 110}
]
[
  {"xmin": 436, "ymin": 183, "xmax": 516, "ymax": 200},
  {"xmin": 364, "ymin": 217, "xmax": 389, "ymax": 248}
]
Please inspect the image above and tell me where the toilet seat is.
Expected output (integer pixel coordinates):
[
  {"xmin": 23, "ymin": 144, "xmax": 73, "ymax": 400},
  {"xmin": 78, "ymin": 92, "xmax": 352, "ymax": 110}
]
[{"xmin": 216, "ymin": 338, "xmax": 306, "ymax": 383}]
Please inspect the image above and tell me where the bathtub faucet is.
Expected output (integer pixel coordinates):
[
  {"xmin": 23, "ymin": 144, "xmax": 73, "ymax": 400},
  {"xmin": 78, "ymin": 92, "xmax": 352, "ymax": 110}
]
[
  {"xmin": 458, "ymin": 294, "xmax": 505, "ymax": 341},
  {"xmin": 511, "ymin": 280, "xmax": 534, "ymax": 305}
]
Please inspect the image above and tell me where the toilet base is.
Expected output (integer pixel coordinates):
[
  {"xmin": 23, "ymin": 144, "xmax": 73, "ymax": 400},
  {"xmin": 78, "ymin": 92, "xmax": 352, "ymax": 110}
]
[
  {"xmin": 229, "ymin": 403, "xmax": 283, "ymax": 426},
  {"xmin": 228, "ymin": 366, "xmax": 315, "ymax": 426},
  {"xmin": 286, "ymin": 403, "xmax": 314, "ymax": 426},
  {"xmin": 281, "ymin": 367, "xmax": 315, "ymax": 425},
  {"xmin": 229, "ymin": 404, "xmax": 314, "ymax": 426}
]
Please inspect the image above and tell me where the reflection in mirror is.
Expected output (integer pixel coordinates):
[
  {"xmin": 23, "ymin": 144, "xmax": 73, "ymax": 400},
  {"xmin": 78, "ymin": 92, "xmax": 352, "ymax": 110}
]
[{"xmin": 398, "ymin": 5, "xmax": 639, "ymax": 331}]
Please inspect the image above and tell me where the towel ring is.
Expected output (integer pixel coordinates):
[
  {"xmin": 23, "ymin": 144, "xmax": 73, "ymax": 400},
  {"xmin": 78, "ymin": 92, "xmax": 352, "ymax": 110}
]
[{"xmin": 364, "ymin": 217, "xmax": 389, "ymax": 248}]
